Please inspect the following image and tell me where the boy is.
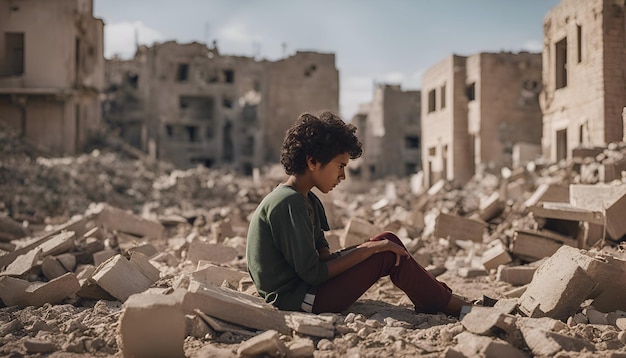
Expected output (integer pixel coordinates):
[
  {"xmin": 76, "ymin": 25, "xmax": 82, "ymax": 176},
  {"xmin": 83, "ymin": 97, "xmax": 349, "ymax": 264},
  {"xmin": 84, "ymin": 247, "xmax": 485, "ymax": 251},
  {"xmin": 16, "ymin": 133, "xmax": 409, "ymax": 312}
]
[{"xmin": 246, "ymin": 111, "xmax": 470, "ymax": 316}]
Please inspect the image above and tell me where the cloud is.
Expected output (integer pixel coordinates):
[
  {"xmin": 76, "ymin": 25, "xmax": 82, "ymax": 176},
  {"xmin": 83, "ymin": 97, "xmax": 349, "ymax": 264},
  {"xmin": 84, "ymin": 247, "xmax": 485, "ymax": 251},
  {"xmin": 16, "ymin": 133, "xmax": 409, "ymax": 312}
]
[
  {"xmin": 341, "ymin": 75, "xmax": 375, "ymax": 120},
  {"xmin": 522, "ymin": 39, "xmax": 543, "ymax": 52},
  {"xmin": 215, "ymin": 21, "xmax": 270, "ymax": 58},
  {"xmin": 104, "ymin": 21, "xmax": 166, "ymax": 59}
]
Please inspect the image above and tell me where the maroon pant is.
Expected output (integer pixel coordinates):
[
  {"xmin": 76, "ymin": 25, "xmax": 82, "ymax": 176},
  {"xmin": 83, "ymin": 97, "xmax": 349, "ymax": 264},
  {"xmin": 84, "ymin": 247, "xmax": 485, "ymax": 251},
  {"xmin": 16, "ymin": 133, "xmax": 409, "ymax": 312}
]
[{"xmin": 312, "ymin": 231, "xmax": 452, "ymax": 314}]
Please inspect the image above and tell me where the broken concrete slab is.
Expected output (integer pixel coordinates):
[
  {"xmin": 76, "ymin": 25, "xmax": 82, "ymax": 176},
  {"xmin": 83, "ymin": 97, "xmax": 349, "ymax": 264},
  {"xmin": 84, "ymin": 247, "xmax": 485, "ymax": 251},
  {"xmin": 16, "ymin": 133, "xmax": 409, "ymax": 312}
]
[
  {"xmin": 287, "ymin": 313, "xmax": 336, "ymax": 338},
  {"xmin": 524, "ymin": 183, "xmax": 569, "ymax": 208},
  {"xmin": 120, "ymin": 290, "xmax": 186, "ymax": 358},
  {"xmin": 185, "ymin": 281, "xmax": 291, "ymax": 335},
  {"xmin": 510, "ymin": 229, "xmax": 577, "ymax": 262},
  {"xmin": 186, "ymin": 241, "xmax": 238, "ymax": 264},
  {"xmin": 96, "ymin": 203, "xmax": 164, "ymax": 239},
  {"xmin": 191, "ymin": 262, "xmax": 249, "ymax": 288},
  {"xmin": 42, "ymin": 254, "xmax": 74, "ymax": 280},
  {"xmin": 130, "ymin": 251, "xmax": 161, "ymax": 283},
  {"xmin": 519, "ymin": 326, "xmax": 596, "ymax": 356},
  {"xmin": 236, "ymin": 329, "xmax": 288, "ymax": 358},
  {"xmin": 340, "ymin": 217, "xmax": 382, "ymax": 249},
  {"xmin": 518, "ymin": 264, "xmax": 597, "ymax": 320},
  {"xmin": 0, "ymin": 214, "xmax": 93, "ymax": 269},
  {"xmin": 478, "ymin": 192, "xmax": 505, "ymax": 222},
  {"xmin": 0, "ymin": 272, "xmax": 80, "ymax": 307},
  {"xmin": 451, "ymin": 331, "xmax": 528, "ymax": 358},
  {"xmin": 89, "ymin": 254, "xmax": 159, "ymax": 302},
  {"xmin": 460, "ymin": 306, "xmax": 517, "ymax": 335},
  {"xmin": 569, "ymin": 183, "xmax": 626, "ymax": 241},
  {"xmin": 434, "ymin": 213, "xmax": 486, "ymax": 243},
  {"xmin": 481, "ymin": 243, "xmax": 512, "ymax": 270},
  {"xmin": 0, "ymin": 248, "xmax": 42, "ymax": 277},
  {"xmin": 38, "ymin": 231, "xmax": 75, "ymax": 256},
  {"xmin": 496, "ymin": 265, "xmax": 537, "ymax": 286},
  {"xmin": 516, "ymin": 244, "xmax": 626, "ymax": 319},
  {"xmin": 93, "ymin": 249, "xmax": 117, "ymax": 267}
]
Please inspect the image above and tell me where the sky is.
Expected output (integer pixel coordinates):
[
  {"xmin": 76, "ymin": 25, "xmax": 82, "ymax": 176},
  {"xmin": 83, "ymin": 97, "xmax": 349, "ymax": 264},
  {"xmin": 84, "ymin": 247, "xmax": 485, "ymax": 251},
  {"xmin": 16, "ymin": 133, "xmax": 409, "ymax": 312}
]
[{"xmin": 94, "ymin": 0, "xmax": 562, "ymax": 121}]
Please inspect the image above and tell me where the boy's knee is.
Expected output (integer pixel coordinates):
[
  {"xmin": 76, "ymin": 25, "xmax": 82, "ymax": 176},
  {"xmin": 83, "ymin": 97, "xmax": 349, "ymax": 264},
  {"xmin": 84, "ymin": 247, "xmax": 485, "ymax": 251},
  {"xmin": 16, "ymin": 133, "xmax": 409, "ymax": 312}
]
[{"xmin": 371, "ymin": 231, "xmax": 402, "ymax": 245}]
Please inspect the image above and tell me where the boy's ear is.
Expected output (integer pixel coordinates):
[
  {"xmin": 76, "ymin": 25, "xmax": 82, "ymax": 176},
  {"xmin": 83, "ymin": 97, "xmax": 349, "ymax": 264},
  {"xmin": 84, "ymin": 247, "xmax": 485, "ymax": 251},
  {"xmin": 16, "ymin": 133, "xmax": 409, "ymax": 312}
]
[{"xmin": 306, "ymin": 156, "xmax": 317, "ymax": 170}]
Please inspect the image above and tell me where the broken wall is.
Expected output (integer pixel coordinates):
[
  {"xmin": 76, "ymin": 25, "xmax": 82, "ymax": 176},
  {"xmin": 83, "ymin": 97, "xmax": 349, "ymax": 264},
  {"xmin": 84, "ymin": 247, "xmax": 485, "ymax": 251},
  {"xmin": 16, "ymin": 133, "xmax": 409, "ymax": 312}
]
[
  {"xmin": 468, "ymin": 52, "xmax": 542, "ymax": 171},
  {"xmin": 356, "ymin": 84, "xmax": 421, "ymax": 180},
  {"xmin": 541, "ymin": 0, "xmax": 626, "ymax": 162},
  {"xmin": 421, "ymin": 54, "xmax": 473, "ymax": 188},
  {"xmin": 264, "ymin": 51, "xmax": 339, "ymax": 164},
  {"xmin": 0, "ymin": 0, "xmax": 104, "ymax": 155}
]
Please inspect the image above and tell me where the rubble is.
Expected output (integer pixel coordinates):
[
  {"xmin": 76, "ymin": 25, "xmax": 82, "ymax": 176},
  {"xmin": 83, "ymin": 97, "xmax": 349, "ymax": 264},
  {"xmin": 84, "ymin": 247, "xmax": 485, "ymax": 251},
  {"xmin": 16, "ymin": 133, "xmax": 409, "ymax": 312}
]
[{"xmin": 2, "ymin": 125, "xmax": 626, "ymax": 357}]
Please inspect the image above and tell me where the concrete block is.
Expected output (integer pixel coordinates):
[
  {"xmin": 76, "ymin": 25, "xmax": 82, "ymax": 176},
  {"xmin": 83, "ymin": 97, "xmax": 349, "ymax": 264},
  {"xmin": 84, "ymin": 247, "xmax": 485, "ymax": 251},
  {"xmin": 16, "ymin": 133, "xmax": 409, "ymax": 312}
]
[
  {"xmin": 583, "ymin": 308, "xmax": 609, "ymax": 325},
  {"xmin": 93, "ymin": 249, "xmax": 117, "ymax": 267},
  {"xmin": 520, "ymin": 326, "xmax": 595, "ymax": 356},
  {"xmin": 460, "ymin": 306, "xmax": 517, "ymax": 335},
  {"xmin": 496, "ymin": 265, "xmax": 537, "ymax": 286},
  {"xmin": 191, "ymin": 263, "xmax": 248, "ymax": 288},
  {"xmin": 457, "ymin": 267, "xmax": 488, "ymax": 278},
  {"xmin": 126, "ymin": 242, "xmax": 158, "ymax": 258},
  {"xmin": 211, "ymin": 219, "xmax": 235, "ymax": 243},
  {"xmin": 453, "ymin": 331, "xmax": 528, "ymax": 358},
  {"xmin": 185, "ymin": 281, "xmax": 290, "ymax": 334},
  {"xmin": 570, "ymin": 183, "xmax": 626, "ymax": 241},
  {"xmin": 42, "ymin": 256, "xmax": 69, "ymax": 280},
  {"xmin": 286, "ymin": 337, "xmax": 315, "ymax": 358},
  {"xmin": 186, "ymin": 241, "xmax": 237, "ymax": 264},
  {"xmin": 236, "ymin": 330, "xmax": 288, "ymax": 357},
  {"xmin": 1, "ymin": 248, "xmax": 42, "ymax": 277},
  {"xmin": 534, "ymin": 245, "xmax": 626, "ymax": 312},
  {"xmin": 96, "ymin": 204, "xmax": 164, "ymax": 239},
  {"xmin": 434, "ymin": 213, "xmax": 486, "ymax": 243},
  {"xmin": 38, "ymin": 231, "xmax": 75, "ymax": 256},
  {"xmin": 0, "ymin": 214, "xmax": 91, "ymax": 270},
  {"xmin": 478, "ymin": 192, "xmax": 505, "ymax": 222},
  {"xmin": 519, "ymin": 248, "xmax": 600, "ymax": 320},
  {"xmin": 120, "ymin": 291, "xmax": 186, "ymax": 358},
  {"xmin": 481, "ymin": 243, "xmax": 512, "ymax": 270},
  {"xmin": 0, "ymin": 272, "xmax": 79, "ymax": 307},
  {"xmin": 340, "ymin": 217, "xmax": 382, "ymax": 249},
  {"xmin": 524, "ymin": 183, "xmax": 569, "ymax": 208},
  {"xmin": 287, "ymin": 312, "xmax": 336, "ymax": 338},
  {"xmin": 510, "ymin": 229, "xmax": 576, "ymax": 262},
  {"xmin": 503, "ymin": 285, "xmax": 527, "ymax": 298},
  {"xmin": 90, "ymin": 254, "xmax": 158, "ymax": 302},
  {"xmin": 130, "ymin": 252, "xmax": 161, "ymax": 282}
]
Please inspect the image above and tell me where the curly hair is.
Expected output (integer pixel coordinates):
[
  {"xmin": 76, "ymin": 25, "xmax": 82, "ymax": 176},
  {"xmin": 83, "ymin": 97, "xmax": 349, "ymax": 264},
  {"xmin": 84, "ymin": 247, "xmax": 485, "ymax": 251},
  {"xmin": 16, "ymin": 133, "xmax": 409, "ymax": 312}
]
[{"xmin": 281, "ymin": 111, "xmax": 363, "ymax": 175}]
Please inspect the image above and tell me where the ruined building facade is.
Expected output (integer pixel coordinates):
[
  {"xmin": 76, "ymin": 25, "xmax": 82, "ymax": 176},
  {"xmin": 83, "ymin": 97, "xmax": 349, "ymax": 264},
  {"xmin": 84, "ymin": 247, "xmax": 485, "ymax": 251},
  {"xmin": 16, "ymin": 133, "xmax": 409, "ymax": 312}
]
[
  {"xmin": 0, "ymin": 0, "xmax": 104, "ymax": 154},
  {"xmin": 104, "ymin": 42, "xmax": 338, "ymax": 172},
  {"xmin": 541, "ymin": 0, "xmax": 626, "ymax": 162},
  {"xmin": 351, "ymin": 84, "xmax": 421, "ymax": 180},
  {"xmin": 421, "ymin": 52, "xmax": 542, "ymax": 187}
]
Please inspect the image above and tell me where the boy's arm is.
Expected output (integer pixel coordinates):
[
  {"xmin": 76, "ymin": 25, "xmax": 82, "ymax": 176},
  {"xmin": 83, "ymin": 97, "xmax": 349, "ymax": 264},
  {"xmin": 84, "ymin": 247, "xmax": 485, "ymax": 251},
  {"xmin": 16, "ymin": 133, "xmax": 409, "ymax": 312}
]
[{"xmin": 325, "ymin": 239, "xmax": 409, "ymax": 278}]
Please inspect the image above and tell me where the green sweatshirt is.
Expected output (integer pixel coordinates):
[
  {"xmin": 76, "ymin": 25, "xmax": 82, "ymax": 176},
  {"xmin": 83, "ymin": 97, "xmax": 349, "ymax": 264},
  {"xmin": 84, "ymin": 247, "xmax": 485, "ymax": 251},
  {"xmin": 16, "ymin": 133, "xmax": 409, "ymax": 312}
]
[{"xmin": 246, "ymin": 184, "xmax": 330, "ymax": 311}]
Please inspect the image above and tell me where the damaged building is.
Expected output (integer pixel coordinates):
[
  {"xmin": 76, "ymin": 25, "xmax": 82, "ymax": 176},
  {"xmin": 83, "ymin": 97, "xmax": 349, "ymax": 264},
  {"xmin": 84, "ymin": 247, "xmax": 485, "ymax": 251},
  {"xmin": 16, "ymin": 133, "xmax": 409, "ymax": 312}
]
[
  {"xmin": 421, "ymin": 52, "xmax": 543, "ymax": 188},
  {"xmin": 351, "ymin": 84, "xmax": 421, "ymax": 180},
  {"xmin": 0, "ymin": 0, "xmax": 104, "ymax": 155},
  {"xmin": 104, "ymin": 42, "xmax": 338, "ymax": 172},
  {"xmin": 541, "ymin": 0, "xmax": 626, "ymax": 162}
]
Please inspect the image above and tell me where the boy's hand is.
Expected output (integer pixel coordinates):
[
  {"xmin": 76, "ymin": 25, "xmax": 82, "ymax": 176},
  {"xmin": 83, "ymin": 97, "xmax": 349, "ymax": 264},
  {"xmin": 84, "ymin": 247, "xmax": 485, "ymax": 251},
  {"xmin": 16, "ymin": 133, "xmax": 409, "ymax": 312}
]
[{"xmin": 357, "ymin": 239, "xmax": 409, "ymax": 266}]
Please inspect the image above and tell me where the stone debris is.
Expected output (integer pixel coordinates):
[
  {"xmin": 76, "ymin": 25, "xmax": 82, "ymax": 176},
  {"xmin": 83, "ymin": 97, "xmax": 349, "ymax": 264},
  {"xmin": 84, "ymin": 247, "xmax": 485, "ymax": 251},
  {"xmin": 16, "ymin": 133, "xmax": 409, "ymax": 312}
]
[{"xmin": 2, "ymin": 127, "xmax": 626, "ymax": 357}]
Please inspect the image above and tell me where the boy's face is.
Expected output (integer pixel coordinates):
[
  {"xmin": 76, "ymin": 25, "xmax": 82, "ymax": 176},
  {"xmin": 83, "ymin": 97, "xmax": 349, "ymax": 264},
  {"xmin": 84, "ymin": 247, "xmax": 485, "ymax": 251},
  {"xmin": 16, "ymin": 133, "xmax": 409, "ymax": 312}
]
[{"xmin": 312, "ymin": 152, "xmax": 349, "ymax": 193}]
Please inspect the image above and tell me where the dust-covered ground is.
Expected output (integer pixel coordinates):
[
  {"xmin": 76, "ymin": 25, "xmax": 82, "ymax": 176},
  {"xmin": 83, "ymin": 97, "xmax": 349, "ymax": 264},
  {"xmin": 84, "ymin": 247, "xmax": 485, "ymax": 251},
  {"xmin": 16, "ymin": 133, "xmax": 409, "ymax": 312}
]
[{"xmin": 1, "ymin": 125, "xmax": 626, "ymax": 357}]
